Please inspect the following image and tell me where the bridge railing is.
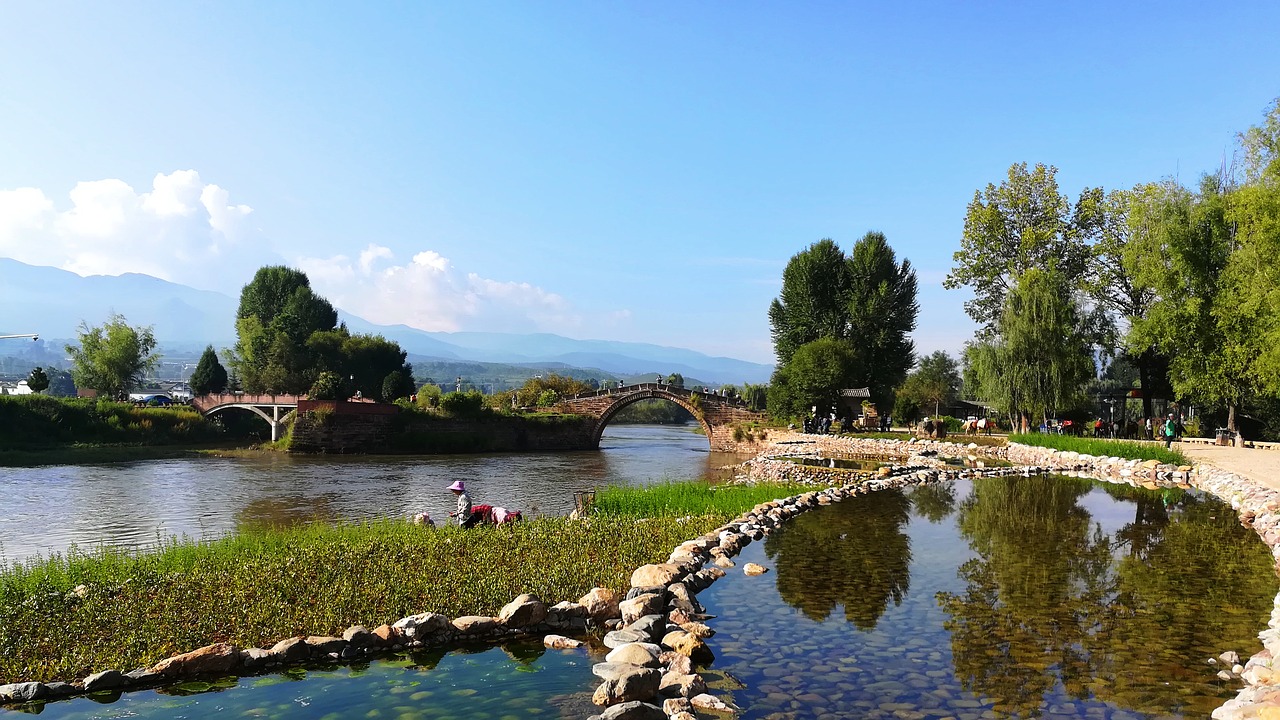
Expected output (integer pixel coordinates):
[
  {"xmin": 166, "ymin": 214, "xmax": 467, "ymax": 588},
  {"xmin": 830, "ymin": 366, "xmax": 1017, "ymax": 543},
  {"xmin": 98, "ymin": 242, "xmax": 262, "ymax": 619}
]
[
  {"xmin": 563, "ymin": 383, "xmax": 748, "ymax": 406},
  {"xmin": 191, "ymin": 393, "xmax": 302, "ymax": 411}
]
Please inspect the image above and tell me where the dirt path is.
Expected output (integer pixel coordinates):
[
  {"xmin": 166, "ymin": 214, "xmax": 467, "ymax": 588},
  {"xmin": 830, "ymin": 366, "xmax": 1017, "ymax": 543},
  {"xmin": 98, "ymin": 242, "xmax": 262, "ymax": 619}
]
[{"xmin": 1181, "ymin": 442, "xmax": 1280, "ymax": 492}]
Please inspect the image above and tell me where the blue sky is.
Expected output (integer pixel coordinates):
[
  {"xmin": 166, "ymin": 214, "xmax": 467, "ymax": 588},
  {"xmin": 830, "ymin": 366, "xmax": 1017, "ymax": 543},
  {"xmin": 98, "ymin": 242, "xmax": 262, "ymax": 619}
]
[{"xmin": 2, "ymin": 2, "xmax": 1278, "ymax": 364}]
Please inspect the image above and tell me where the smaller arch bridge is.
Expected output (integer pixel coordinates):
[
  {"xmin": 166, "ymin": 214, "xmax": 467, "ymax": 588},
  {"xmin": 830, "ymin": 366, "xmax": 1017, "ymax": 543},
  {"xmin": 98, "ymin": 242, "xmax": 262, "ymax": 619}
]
[
  {"xmin": 191, "ymin": 393, "xmax": 301, "ymax": 442},
  {"xmin": 555, "ymin": 383, "xmax": 766, "ymax": 451}
]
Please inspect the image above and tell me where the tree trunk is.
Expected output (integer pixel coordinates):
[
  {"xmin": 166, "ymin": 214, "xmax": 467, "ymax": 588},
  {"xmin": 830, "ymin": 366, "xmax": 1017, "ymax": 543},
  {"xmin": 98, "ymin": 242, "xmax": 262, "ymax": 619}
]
[
  {"xmin": 1137, "ymin": 357, "xmax": 1152, "ymax": 420},
  {"xmin": 1228, "ymin": 403, "xmax": 1237, "ymax": 434}
]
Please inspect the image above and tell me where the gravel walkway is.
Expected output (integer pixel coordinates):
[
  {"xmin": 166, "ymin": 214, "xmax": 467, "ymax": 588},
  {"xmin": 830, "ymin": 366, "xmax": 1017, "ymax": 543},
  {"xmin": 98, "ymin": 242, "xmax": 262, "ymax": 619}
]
[{"xmin": 1181, "ymin": 443, "xmax": 1280, "ymax": 492}]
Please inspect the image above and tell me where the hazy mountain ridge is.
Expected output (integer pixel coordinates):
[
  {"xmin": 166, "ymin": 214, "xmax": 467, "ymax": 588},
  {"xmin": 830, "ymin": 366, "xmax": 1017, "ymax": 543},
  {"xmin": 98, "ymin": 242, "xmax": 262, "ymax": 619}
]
[{"xmin": 0, "ymin": 259, "xmax": 773, "ymax": 384}]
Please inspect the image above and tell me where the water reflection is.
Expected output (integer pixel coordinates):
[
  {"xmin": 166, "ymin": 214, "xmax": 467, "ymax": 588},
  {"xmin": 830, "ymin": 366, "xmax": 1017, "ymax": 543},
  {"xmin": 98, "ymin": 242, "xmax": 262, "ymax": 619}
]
[
  {"xmin": 764, "ymin": 489, "xmax": 912, "ymax": 630},
  {"xmin": 939, "ymin": 476, "xmax": 1114, "ymax": 716},
  {"xmin": 16, "ymin": 641, "xmax": 600, "ymax": 719},
  {"xmin": 908, "ymin": 481, "xmax": 957, "ymax": 523},
  {"xmin": 702, "ymin": 476, "xmax": 1276, "ymax": 719}
]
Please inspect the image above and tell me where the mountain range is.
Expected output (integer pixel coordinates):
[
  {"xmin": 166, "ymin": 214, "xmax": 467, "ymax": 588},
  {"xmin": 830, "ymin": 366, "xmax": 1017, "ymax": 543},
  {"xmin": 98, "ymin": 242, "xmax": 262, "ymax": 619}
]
[{"xmin": 0, "ymin": 258, "xmax": 773, "ymax": 385}]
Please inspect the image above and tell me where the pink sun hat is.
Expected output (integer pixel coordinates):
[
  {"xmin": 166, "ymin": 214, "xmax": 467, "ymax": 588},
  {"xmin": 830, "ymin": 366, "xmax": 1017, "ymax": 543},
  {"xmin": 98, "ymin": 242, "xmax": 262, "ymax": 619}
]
[{"xmin": 447, "ymin": 481, "xmax": 466, "ymax": 492}]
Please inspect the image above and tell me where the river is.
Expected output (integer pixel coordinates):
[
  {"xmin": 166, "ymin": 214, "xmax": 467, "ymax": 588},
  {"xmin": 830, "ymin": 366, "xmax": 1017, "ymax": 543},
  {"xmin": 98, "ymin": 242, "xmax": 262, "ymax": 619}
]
[{"xmin": 0, "ymin": 424, "xmax": 735, "ymax": 565}]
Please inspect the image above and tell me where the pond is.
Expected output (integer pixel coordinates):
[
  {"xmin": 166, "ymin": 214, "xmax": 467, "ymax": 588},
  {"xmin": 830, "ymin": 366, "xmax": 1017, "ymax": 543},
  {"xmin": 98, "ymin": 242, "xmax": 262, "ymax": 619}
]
[
  {"xmin": 700, "ymin": 474, "xmax": 1275, "ymax": 719},
  {"xmin": 8, "ymin": 641, "xmax": 602, "ymax": 719}
]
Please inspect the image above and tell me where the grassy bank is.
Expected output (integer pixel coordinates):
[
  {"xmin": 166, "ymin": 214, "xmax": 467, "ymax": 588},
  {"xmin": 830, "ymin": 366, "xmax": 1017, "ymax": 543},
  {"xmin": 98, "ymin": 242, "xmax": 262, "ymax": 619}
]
[
  {"xmin": 0, "ymin": 442, "xmax": 264, "ymax": 467},
  {"xmin": 1009, "ymin": 433, "xmax": 1189, "ymax": 465},
  {"xmin": 0, "ymin": 514, "xmax": 725, "ymax": 683},
  {"xmin": 0, "ymin": 395, "xmax": 226, "ymax": 451}
]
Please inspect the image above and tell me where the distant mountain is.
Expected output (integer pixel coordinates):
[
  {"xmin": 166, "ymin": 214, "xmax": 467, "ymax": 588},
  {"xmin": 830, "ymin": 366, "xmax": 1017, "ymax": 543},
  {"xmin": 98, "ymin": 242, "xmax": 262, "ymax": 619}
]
[
  {"xmin": 0, "ymin": 258, "xmax": 237, "ymax": 346},
  {"xmin": 0, "ymin": 259, "xmax": 773, "ymax": 384}
]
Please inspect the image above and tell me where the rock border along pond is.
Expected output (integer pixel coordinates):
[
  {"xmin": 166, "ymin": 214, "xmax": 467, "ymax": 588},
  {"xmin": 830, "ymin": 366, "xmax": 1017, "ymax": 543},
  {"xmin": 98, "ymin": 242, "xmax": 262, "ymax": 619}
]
[{"xmin": 4, "ymin": 434, "xmax": 1280, "ymax": 720}]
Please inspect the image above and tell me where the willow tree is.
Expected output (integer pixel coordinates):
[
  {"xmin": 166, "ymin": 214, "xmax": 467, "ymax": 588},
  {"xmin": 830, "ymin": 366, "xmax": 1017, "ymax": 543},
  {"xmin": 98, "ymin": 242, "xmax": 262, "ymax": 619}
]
[{"xmin": 964, "ymin": 268, "xmax": 1094, "ymax": 432}]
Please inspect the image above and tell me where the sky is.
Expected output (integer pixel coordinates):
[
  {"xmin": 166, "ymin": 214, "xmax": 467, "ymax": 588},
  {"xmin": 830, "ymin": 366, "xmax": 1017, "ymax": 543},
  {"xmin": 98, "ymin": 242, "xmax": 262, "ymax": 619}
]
[{"xmin": 2, "ymin": 2, "xmax": 1278, "ymax": 365}]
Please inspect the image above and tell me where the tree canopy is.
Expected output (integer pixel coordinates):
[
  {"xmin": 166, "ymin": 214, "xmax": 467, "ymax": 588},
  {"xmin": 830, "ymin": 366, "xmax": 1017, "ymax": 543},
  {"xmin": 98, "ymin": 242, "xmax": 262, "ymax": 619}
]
[
  {"xmin": 231, "ymin": 266, "xmax": 412, "ymax": 400},
  {"xmin": 768, "ymin": 233, "xmax": 918, "ymax": 417},
  {"xmin": 65, "ymin": 314, "xmax": 159, "ymax": 399},
  {"xmin": 946, "ymin": 162, "xmax": 1089, "ymax": 331},
  {"xmin": 963, "ymin": 268, "xmax": 1094, "ymax": 431},
  {"xmin": 189, "ymin": 345, "xmax": 229, "ymax": 395}
]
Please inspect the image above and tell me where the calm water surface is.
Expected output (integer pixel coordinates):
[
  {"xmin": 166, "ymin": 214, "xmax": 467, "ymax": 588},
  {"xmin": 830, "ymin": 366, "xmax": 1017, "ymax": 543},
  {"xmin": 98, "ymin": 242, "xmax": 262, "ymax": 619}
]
[
  {"xmin": 3, "ymin": 438, "xmax": 1274, "ymax": 720},
  {"xmin": 702, "ymin": 475, "xmax": 1276, "ymax": 719},
  {"xmin": 0, "ymin": 424, "xmax": 731, "ymax": 563}
]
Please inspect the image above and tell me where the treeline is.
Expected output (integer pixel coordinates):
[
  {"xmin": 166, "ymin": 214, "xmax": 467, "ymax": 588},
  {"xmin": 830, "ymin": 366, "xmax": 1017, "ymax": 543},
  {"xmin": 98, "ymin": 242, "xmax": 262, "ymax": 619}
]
[{"xmin": 944, "ymin": 99, "xmax": 1280, "ymax": 437}]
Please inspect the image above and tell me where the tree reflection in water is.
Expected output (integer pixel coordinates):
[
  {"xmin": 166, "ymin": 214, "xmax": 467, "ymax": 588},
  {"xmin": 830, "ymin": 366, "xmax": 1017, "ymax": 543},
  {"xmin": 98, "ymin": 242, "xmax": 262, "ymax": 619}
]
[
  {"xmin": 764, "ymin": 489, "xmax": 912, "ymax": 630},
  {"xmin": 939, "ymin": 475, "xmax": 1275, "ymax": 718},
  {"xmin": 908, "ymin": 481, "xmax": 957, "ymax": 523}
]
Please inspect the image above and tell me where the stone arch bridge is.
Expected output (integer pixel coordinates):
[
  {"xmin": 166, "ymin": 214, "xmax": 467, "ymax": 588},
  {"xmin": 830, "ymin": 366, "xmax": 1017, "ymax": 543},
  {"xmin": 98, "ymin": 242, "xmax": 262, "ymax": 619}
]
[{"xmin": 554, "ymin": 383, "xmax": 767, "ymax": 451}]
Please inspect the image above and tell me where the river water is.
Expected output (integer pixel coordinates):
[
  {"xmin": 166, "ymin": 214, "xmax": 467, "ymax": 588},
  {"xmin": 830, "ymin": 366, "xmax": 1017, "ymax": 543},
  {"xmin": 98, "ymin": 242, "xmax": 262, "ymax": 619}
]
[
  {"xmin": 3, "ymin": 435, "xmax": 1275, "ymax": 719},
  {"xmin": 0, "ymin": 424, "xmax": 732, "ymax": 565}
]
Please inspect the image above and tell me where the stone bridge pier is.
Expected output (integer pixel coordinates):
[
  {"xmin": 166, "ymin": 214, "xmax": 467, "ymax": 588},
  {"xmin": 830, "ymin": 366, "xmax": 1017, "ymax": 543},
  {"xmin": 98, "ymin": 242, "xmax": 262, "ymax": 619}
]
[{"xmin": 555, "ymin": 383, "xmax": 767, "ymax": 451}]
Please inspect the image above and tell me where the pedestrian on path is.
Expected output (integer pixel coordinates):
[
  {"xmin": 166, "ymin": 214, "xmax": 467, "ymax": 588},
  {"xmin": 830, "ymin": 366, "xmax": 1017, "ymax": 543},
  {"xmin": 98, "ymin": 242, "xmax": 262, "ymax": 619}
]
[{"xmin": 1163, "ymin": 413, "xmax": 1177, "ymax": 450}]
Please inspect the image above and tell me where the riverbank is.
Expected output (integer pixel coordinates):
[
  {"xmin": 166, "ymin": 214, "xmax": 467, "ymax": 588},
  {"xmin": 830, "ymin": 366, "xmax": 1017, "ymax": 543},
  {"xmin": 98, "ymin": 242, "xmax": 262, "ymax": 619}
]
[{"xmin": 0, "ymin": 441, "xmax": 266, "ymax": 467}]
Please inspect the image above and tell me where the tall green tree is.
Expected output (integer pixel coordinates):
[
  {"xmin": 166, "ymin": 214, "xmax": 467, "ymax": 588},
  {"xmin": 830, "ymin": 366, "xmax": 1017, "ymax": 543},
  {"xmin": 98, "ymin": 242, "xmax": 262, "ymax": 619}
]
[
  {"xmin": 189, "ymin": 345, "xmax": 229, "ymax": 395},
  {"xmin": 768, "ymin": 239, "xmax": 852, "ymax": 365},
  {"xmin": 65, "ymin": 314, "xmax": 159, "ymax": 399},
  {"xmin": 963, "ymin": 268, "xmax": 1095, "ymax": 432},
  {"xmin": 1075, "ymin": 184, "xmax": 1171, "ymax": 419},
  {"xmin": 1221, "ymin": 98, "xmax": 1280, "ymax": 405},
  {"xmin": 946, "ymin": 162, "xmax": 1089, "ymax": 331},
  {"xmin": 1127, "ymin": 175, "xmax": 1248, "ymax": 429},
  {"xmin": 768, "ymin": 234, "xmax": 918, "ymax": 412},
  {"xmin": 846, "ymin": 232, "xmax": 919, "ymax": 405},
  {"xmin": 26, "ymin": 367, "xmax": 49, "ymax": 394},
  {"xmin": 232, "ymin": 266, "xmax": 338, "ymax": 394}
]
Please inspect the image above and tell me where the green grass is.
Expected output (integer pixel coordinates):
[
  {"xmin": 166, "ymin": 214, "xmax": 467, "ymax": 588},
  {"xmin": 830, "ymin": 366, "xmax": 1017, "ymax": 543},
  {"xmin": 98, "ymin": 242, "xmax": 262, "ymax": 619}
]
[
  {"xmin": 0, "ymin": 515, "xmax": 723, "ymax": 683},
  {"xmin": 593, "ymin": 480, "xmax": 814, "ymax": 518},
  {"xmin": 1009, "ymin": 433, "xmax": 1189, "ymax": 465}
]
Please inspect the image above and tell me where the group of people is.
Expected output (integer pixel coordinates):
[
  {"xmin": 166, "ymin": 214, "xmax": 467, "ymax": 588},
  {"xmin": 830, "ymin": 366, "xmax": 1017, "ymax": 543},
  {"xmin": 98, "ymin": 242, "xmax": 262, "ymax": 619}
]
[{"xmin": 411, "ymin": 481, "xmax": 523, "ymax": 528}]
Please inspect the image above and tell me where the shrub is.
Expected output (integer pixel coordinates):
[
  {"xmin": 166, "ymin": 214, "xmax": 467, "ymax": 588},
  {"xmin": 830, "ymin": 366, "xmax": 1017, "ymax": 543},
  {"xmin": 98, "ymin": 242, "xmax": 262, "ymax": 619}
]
[
  {"xmin": 441, "ymin": 390, "xmax": 486, "ymax": 416},
  {"xmin": 309, "ymin": 371, "xmax": 345, "ymax": 401},
  {"xmin": 416, "ymin": 384, "xmax": 443, "ymax": 409}
]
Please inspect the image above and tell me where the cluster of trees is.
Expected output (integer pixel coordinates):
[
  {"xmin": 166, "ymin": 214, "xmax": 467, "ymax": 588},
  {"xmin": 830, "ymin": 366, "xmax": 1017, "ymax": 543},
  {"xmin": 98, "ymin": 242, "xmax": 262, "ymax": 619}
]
[
  {"xmin": 766, "ymin": 233, "xmax": 918, "ymax": 420},
  {"xmin": 947, "ymin": 99, "xmax": 1280, "ymax": 434},
  {"xmin": 229, "ymin": 267, "xmax": 415, "ymax": 402}
]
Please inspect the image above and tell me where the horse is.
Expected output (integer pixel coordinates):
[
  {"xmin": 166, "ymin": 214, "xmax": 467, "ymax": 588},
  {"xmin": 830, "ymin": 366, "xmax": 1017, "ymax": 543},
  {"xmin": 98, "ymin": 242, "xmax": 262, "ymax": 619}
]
[
  {"xmin": 976, "ymin": 417, "xmax": 993, "ymax": 436},
  {"xmin": 961, "ymin": 419, "xmax": 979, "ymax": 435}
]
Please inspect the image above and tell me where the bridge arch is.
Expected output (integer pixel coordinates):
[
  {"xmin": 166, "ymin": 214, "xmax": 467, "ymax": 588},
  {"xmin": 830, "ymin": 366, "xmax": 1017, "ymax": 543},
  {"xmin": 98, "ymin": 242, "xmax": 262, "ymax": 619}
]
[
  {"xmin": 590, "ymin": 388, "xmax": 713, "ymax": 446},
  {"xmin": 192, "ymin": 394, "xmax": 300, "ymax": 442},
  {"xmin": 555, "ymin": 383, "xmax": 766, "ymax": 451}
]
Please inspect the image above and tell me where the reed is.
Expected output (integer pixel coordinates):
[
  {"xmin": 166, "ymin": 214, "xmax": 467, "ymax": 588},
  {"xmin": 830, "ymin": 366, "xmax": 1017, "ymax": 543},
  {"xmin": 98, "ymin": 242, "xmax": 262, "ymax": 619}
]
[
  {"xmin": 1009, "ymin": 433, "xmax": 1189, "ymax": 465},
  {"xmin": 593, "ymin": 480, "xmax": 813, "ymax": 517}
]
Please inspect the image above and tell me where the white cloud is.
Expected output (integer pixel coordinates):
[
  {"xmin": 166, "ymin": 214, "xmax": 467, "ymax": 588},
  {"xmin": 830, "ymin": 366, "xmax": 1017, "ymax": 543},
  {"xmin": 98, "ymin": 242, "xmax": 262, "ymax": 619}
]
[
  {"xmin": 0, "ymin": 170, "xmax": 262, "ymax": 290},
  {"xmin": 299, "ymin": 244, "xmax": 580, "ymax": 334}
]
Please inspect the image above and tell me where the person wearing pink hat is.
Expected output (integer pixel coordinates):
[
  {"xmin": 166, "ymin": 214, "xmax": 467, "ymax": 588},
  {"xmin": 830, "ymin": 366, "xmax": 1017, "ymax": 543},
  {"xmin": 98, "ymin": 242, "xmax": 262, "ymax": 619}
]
[{"xmin": 447, "ymin": 480, "xmax": 473, "ymax": 527}]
